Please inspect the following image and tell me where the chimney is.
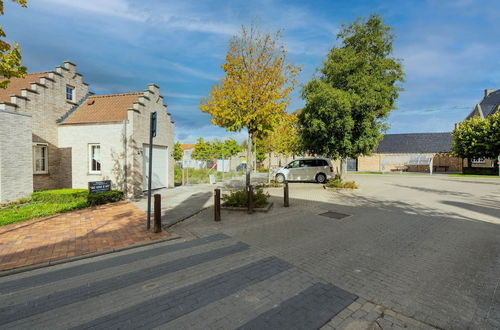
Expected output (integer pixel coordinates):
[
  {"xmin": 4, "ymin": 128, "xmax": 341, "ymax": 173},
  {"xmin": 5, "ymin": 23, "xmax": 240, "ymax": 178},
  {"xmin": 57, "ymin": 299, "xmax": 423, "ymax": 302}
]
[{"xmin": 484, "ymin": 88, "xmax": 494, "ymax": 98}]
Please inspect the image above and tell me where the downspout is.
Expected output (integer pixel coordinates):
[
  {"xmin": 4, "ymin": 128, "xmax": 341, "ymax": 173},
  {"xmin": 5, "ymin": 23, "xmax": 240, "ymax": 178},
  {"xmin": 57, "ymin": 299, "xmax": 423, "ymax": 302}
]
[{"xmin": 123, "ymin": 120, "xmax": 128, "ymax": 196}]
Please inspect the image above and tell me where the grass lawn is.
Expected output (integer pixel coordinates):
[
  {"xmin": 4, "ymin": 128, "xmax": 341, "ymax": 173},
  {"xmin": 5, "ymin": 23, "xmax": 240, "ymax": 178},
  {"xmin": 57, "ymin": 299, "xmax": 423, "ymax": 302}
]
[
  {"xmin": 0, "ymin": 188, "xmax": 123, "ymax": 226},
  {"xmin": 448, "ymin": 174, "xmax": 500, "ymax": 178}
]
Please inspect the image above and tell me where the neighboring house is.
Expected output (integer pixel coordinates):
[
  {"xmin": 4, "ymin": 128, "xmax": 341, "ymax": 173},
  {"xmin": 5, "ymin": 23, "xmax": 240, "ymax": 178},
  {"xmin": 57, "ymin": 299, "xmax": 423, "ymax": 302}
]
[
  {"xmin": 180, "ymin": 144, "xmax": 204, "ymax": 169},
  {"xmin": 353, "ymin": 132, "xmax": 461, "ymax": 173},
  {"xmin": 465, "ymin": 88, "xmax": 499, "ymax": 120},
  {"xmin": 0, "ymin": 61, "xmax": 174, "ymax": 203},
  {"xmin": 459, "ymin": 88, "xmax": 499, "ymax": 169}
]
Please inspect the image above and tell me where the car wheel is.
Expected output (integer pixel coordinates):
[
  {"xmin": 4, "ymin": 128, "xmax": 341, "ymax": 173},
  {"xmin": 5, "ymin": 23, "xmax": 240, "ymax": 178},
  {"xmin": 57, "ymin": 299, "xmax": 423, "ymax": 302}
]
[
  {"xmin": 275, "ymin": 174, "xmax": 285, "ymax": 183},
  {"xmin": 316, "ymin": 173, "xmax": 327, "ymax": 184}
]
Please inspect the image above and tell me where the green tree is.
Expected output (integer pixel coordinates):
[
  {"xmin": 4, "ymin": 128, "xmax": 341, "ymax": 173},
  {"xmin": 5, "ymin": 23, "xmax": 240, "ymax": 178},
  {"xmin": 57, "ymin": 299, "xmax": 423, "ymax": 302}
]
[
  {"xmin": 191, "ymin": 138, "xmax": 213, "ymax": 163},
  {"xmin": 298, "ymin": 14, "xmax": 404, "ymax": 173},
  {"xmin": 173, "ymin": 142, "xmax": 183, "ymax": 161},
  {"xmin": 452, "ymin": 112, "xmax": 500, "ymax": 171},
  {"xmin": 200, "ymin": 24, "xmax": 300, "ymax": 188},
  {"xmin": 0, "ymin": 0, "xmax": 28, "ymax": 88}
]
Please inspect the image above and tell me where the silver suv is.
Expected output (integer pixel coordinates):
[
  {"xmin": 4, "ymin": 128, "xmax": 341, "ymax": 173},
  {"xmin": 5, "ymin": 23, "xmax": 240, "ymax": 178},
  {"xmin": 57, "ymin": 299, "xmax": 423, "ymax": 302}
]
[{"xmin": 273, "ymin": 158, "xmax": 334, "ymax": 183}]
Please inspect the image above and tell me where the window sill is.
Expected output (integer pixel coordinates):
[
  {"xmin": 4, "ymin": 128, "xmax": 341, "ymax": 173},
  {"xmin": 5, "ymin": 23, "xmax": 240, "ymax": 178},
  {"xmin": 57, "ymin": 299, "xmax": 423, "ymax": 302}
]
[
  {"xmin": 34, "ymin": 172, "xmax": 49, "ymax": 175},
  {"xmin": 66, "ymin": 100, "xmax": 77, "ymax": 105},
  {"xmin": 88, "ymin": 172, "xmax": 102, "ymax": 175}
]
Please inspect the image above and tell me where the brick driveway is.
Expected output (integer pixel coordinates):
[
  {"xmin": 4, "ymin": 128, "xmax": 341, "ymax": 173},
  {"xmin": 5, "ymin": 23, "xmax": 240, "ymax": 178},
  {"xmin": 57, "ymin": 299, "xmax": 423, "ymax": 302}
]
[{"xmin": 0, "ymin": 201, "xmax": 168, "ymax": 271}]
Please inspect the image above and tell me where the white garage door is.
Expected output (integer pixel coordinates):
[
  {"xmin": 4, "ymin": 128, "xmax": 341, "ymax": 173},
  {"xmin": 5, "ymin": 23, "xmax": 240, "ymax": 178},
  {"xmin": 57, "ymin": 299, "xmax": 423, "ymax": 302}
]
[{"xmin": 143, "ymin": 145, "xmax": 168, "ymax": 190}]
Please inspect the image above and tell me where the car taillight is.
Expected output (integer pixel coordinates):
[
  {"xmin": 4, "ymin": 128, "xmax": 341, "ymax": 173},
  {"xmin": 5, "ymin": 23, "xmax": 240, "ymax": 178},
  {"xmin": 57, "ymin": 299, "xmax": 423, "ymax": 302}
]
[{"xmin": 329, "ymin": 166, "xmax": 334, "ymax": 172}]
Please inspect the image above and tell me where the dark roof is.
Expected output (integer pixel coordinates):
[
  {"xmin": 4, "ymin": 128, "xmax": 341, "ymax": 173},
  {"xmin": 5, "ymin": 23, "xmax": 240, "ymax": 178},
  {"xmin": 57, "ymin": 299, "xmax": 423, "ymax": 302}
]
[
  {"xmin": 479, "ymin": 89, "xmax": 500, "ymax": 118},
  {"xmin": 466, "ymin": 89, "xmax": 500, "ymax": 119},
  {"xmin": 377, "ymin": 132, "xmax": 452, "ymax": 153}
]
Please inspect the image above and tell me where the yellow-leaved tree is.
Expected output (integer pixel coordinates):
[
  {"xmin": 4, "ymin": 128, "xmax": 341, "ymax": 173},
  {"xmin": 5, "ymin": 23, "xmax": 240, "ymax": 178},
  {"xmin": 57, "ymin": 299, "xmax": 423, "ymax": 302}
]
[
  {"xmin": 200, "ymin": 24, "xmax": 300, "ymax": 188},
  {"xmin": 0, "ymin": 0, "xmax": 27, "ymax": 88},
  {"xmin": 259, "ymin": 112, "xmax": 300, "ymax": 182}
]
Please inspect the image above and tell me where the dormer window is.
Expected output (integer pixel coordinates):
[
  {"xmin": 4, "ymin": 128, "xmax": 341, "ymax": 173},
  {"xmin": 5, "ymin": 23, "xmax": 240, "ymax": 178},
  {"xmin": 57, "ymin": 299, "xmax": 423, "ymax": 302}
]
[{"xmin": 66, "ymin": 86, "xmax": 75, "ymax": 101}]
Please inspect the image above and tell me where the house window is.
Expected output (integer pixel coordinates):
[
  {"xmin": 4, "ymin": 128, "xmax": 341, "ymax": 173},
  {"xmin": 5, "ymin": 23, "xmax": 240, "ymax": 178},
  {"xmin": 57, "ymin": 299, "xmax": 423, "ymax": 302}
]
[
  {"xmin": 472, "ymin": 158, "xmax": 485, "ymax": 164},
  {"xmin": 89, "ymin": 144, "xmax": 101, "ymax": 174},
  {"xmin": 33, "ymin": 144, "xmax": 48, "ymax": 174},
  {"xmin": 66, "ymin": 86, "xmax": 74, "ymax": 101}
]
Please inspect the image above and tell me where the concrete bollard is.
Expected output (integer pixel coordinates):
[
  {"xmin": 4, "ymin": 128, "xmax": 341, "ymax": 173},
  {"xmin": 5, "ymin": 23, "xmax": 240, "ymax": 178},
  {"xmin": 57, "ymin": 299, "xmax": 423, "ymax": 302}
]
[
  {"xmin": 214, "ymin": 189, "xmax": 221, "ymax": 222},
  {"xmin": 153, "ymin": 194, "xmax": 162, "ymax": 233}
]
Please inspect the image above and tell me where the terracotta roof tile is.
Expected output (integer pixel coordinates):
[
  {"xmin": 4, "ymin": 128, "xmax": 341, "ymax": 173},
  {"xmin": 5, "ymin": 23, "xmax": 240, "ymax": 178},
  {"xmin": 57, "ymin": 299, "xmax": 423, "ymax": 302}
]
[
  {"xmin": 180, "ymin": 144, "xmax": 195, "ymax": 150},
  {"xmin": 0, "ymin": 72, "xmax": 50, "ymax": 102},
  {"xmin": 63, "ymin": 92, "xmax": 142, "ymax": 124}
]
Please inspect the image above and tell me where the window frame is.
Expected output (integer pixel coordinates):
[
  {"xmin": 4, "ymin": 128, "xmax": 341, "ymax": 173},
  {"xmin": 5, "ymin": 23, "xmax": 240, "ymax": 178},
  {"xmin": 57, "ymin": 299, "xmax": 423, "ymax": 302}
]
[
  {"xmin": 66, "ymin": 85, "xmax": 75, "ymax": 102},
  {"xmin": 33, "ymin": 143, "xmax": 49, "ymax": 174},
  {"xmin": 88, "ymin": 143, "xmax": 102, "ymax": 174}
]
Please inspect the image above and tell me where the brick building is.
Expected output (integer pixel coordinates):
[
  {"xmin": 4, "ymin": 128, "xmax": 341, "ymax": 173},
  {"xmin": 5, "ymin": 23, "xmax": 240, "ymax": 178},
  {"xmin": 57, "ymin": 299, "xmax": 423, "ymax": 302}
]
[{"xmin": 0, "ymin": 61, "xmax": 174, "ymax": 203}]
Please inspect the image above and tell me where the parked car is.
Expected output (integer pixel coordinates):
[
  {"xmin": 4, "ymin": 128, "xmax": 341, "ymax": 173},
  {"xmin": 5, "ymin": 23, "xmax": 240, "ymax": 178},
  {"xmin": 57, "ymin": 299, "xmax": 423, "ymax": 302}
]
[{"xmin": 273, "ymin": 158, "xmax": 334, "ymax": 183}]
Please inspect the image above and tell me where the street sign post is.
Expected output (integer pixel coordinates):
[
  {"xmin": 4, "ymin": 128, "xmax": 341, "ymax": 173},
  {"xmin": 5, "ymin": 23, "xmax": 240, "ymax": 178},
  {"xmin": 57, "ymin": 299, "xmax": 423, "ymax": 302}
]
[{"xmin": 147, "ymin": 111, "xmax": 157, "ymax": 230}]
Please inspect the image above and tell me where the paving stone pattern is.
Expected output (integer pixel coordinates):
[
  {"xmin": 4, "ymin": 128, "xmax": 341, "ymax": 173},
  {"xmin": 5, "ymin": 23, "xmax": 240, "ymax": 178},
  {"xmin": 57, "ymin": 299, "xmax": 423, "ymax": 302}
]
[
  {"xmin": 0, "ymin": 234, "xmax": 356, "ymax": 329},
  {"xmin": 0, "ymin": 201, "xmax": 167, "ymax": 271}
]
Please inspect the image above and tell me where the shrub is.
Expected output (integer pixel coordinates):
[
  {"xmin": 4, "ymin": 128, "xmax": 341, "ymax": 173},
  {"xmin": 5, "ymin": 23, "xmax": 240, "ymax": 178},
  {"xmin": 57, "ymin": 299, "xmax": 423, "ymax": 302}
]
[
  {"xmin": 256, "ymin": 180, "xmax": 282, "ymax": 188},
  {"xmin": 257, "ymin": 168, "xmax": 269, "ymax": 173},
  {"xmin": 32, "ymin": 189, "xmax": 88, "ymax": 203},
  {"xmin": 87, "ymin": 190, "xmax": 124, "ymax": 206},
  {"xmin": 222, "ymin": 188, "xmax": 270, "ymax": 208},
  {"xmin": 324, "ymin": 175, "xmax": 358, "ymax": 189}
]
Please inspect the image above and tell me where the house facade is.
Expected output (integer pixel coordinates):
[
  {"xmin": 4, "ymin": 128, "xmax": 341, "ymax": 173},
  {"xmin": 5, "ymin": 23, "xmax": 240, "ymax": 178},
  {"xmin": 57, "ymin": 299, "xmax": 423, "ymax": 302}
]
[{"xmin": 0, "ymin": 61, "xmax": 174, "ymax": 203}]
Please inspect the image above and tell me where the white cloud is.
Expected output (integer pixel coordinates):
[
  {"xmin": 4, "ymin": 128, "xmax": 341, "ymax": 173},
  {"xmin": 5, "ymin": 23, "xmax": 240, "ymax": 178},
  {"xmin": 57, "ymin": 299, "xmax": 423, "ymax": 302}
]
[{"xmin": 40, "ymin": 0, "xmax": 148, "ymax": 21}]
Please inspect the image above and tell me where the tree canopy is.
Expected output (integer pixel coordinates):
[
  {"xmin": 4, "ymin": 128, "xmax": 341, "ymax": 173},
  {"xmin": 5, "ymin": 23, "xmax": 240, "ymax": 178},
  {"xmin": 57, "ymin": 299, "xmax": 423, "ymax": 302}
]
[
  {"xmin": 298, "ymin": 14, "xmax": 404, "ymax": 161},
  {"xmin": 173, "ymin": 142, "xmax": 183, "ymax": 161},
  {"xmin": 0, "ymin": 0, "xmax": 27, "ymax": 88},
  {"xmin": 191, "ymin": 138, "xmax": 242, "ymax": 161},
  {"xmin": 200, "ymin": 24, "xmax": 300, "ymax": 187},
  {"xmin": 452, "ymin": 112, "xmax": 500, "ymax": 162}
]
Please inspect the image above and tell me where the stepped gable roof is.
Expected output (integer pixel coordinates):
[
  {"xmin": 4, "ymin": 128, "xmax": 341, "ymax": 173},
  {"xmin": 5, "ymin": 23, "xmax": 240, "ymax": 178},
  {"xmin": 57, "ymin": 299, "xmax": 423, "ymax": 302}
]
[
  {"xmin": 0, "ymin": 72, "xmax": 50, "ymax": 102},
  {"xmin": 62, "ymin": 92, "xmax": 142, "ymax": 124},
  {"xmin": 377, "ymin": 132, "xmax": 453, "ymax": 154}
]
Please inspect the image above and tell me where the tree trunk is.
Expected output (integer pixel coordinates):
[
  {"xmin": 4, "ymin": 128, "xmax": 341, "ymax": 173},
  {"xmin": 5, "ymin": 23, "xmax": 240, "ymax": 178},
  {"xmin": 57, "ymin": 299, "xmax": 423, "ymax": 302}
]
[
  {"xmin": 246, "ymin": 131, "xmax": 253, "ymax": 189},
  {"xmin": 268, "ymin": 152, "xmax": 272, "ymax": 183}
]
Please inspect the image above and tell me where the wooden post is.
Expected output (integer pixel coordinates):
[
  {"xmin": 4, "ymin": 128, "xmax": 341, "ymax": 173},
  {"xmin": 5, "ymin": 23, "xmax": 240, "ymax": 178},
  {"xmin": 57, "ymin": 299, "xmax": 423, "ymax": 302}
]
[
  {"xmin": 247, "ymin": 185, "xmax": 254, "ymax": 214},
  {"xmin": 284, "ymin": 181, "xmax": 289, "ymax": 207},
  {"xmin": 214, "ymin": 189, "xmax": 221, "ymax": 222},
  {"xmin": 153, "ymin": 194, "xmax": 162, "ymax": 233}
]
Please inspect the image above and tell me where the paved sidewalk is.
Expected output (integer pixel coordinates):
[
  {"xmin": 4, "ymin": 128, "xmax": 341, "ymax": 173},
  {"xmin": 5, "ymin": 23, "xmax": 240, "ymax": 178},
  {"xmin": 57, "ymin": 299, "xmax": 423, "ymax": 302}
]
[
  {"xmin": 132, "ymin": 173, "xmax": 268, "ymax": 227},
  {"xmin": 0, "ymin": 201, "xmax": 167, "ymax": 271}
]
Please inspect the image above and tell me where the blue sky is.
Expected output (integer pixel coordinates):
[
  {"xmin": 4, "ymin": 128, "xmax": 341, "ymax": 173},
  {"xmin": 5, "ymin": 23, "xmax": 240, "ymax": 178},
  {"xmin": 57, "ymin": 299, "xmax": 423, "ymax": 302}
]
[{"xmin": 4, "ymin": 0, "xmax": 500, "ymax": 143}]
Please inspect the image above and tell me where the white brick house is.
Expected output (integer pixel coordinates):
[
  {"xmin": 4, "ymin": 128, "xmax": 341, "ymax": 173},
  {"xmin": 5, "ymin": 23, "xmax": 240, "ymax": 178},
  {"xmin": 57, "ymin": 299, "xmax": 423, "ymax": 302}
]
[{"xmin": 0, "ymin": 61, "xmax": 174, "ymax": 203}]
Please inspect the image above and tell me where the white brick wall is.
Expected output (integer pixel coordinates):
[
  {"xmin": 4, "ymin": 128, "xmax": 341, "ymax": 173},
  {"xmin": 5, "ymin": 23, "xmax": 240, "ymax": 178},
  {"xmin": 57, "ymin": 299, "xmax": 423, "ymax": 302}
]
[
  {"xmin": 0, "ymin": 110, "xmax": 33, "ymax": 203},
  {"xmin": 58, "ymin": 123, "xmax": 127, "ymax": 191}
]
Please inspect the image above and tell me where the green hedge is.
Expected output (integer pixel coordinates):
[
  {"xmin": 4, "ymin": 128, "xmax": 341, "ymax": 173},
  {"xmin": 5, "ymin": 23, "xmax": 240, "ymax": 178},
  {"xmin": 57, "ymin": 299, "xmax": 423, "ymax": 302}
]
[
  {"xmin": 87, "ymin": 190, "xmax": 124, "ymax": 206},
  {"xmin": 463, "ymin": 167, "xmax": 498, "ymax": 175}
]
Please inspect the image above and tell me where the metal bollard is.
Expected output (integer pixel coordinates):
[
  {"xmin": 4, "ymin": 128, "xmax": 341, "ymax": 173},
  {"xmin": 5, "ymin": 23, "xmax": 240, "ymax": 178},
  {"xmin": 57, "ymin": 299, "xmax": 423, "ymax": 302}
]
[
  {"xmin": 247, "ymin": 185, "xmax": 254, "ymax": 214},
  {"xmin": 153, "ymin": 194, "xmax": 162, "ymax": 233},
  {"xmin": 214, "ymin": 189, "xmax": 221, "ymax": 222},
  {"xmin": 284, "ymin": 181, "xmax": 289, "ymax": 207}
]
